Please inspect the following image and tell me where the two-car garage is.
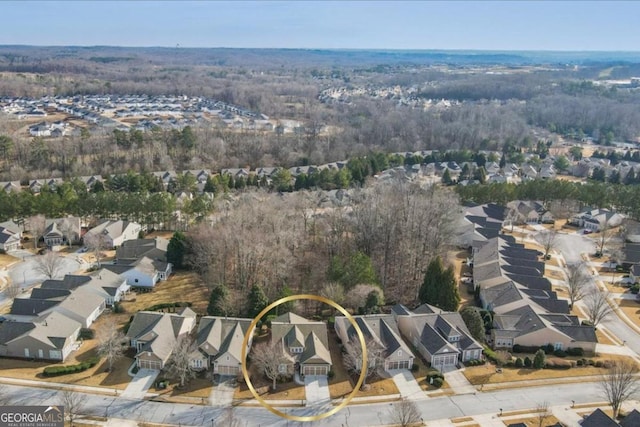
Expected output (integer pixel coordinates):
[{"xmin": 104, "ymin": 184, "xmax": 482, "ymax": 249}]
[{"xmin": 302, "ymin": 364, "xmax": 329, "ymax": 376}]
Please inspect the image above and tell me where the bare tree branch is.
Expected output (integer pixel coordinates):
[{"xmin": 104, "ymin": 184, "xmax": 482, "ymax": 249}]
[
  {"xmin": 565, "ymin": 262, "xmax": 590, "ymax": 308},
  {"xmin": 97, "ymin": 319, "xmax": 125, "ymax": 372},
  {"xmin": 250, "ymin": 341, "xmax": 289, "ymax": 391},
  {"xmin": 388, "ymin": 398, "xmax": 421, "ymax": 427},
  {"xmin": 166, "ymin": 335, "xmax": 198, "ymax": 387},
  {"xmin": 584, "ymin": 290, "xmax": 613, "ymax": 327},
  {"xmin": 33, "ymin": 251, "xmax": 64, "ymax": 279},
  {"xmin": 60, "ymin": 389, "xmax": 86, "ymax": 426},
  {"xmin": 600, "ymin": 360, "xmax": 639, "ymax": 418},
  {"xmin": 343, "ymin": 337, "xmax": 385, "ymax": 387}
]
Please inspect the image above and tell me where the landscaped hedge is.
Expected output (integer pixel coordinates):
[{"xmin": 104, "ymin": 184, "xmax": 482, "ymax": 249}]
[
  {"xmin": 43, "ymin": 356, "xmax": 101, "ymax": 377},
  {"xmin": 512, "ymin": 344, "xmax": 584, "ymax": 357},
  {"xmin": 143, "ymin": 302, "xmax": 192, "ymax": 312},
  {"xmin": 79, "ymin": 328, "xmax": 94, "ymax": 339}
]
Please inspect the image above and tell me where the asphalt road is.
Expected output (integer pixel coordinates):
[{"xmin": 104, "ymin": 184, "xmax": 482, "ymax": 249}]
[
  {"xmin": 0, "ymin": 249, "xmax": 80, "ymax": 306},
  {"xmin": 0, "ymin": 381, "xmax": 608, "ymax": 427},
  {"xmin": 544, "ymin": 232, "xmax": 640, "ymax": 356}
]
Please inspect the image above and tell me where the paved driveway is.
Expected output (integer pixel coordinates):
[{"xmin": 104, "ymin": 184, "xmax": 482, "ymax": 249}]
[
  {"xmin": 389, "ymin": 369, "xmax": 425, "ymax": 401},
  {"xmin": 444, "ymin": 369, "xmax": 476, "ymax": 395},
  {"xmin": 304, "ymin": 375, "xmax": 330, "ymax": 406},
  {"xmin": 209, "ymin": 376, "xmax": 236, "ymax": 407},
  {"xmin": 121, "ymin": 368, "xmax": 159, "ymax": 399}
]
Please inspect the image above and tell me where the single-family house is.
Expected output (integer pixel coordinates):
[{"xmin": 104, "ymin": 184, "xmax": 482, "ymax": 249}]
[
  {"xmin": 43, "ymin": 217, "xmax": 81, "ymax": 247},
  {"xmin": 191, "ymin": 316, "xmax": 253, "ymax": 375},
  {"xmin": 505, "ymin": 201, "xmax": 549, "ymax": 225},
  {"xmin": 81, "ymin": 269, "xmax": 130, "ymax": 306},
  {"xmin": 580, "ymin": 408, "xmax": 623, "ymax": 427},
  {"xmin": 0, "ymin": 311, "xmax": 81, "ymax": 361},
  {"xmin": 0, "ymin": 221, "xmax": 21, "ymax": 252},
  {"xmin": 334, "ymin": 314, "xmax": 414, "ymax": 371},
  {"xmin": 103, "ymin": 238, "xmax": 172, "ymax": 288},
  {"xmin": 622, "ymin": 243, "xmax": 640, "ymax": 270},
  {"xmin": 53, "ymin": 288, "xmax": 106, "ymax": 328},
  {"xmin": 570, "ymin": 208, "xmax": 625, "ymax": 231},
  {"xmin": 492, "ymin": 305, "xmax": 597, "ymax": 353},
  {"xmin": 84, "ymin": 220, "xmax": 141, "ymax": 248},
  {"xmin": 126, "ymin": 308, "xmax": 197, "ymax": 370},
  {"xmin": 393, "ymin": 304, "xmax": 483, "ymax": 370},
  {"xmin": 271, "ymin": 312, "xmax": 332, "ymax": 377}
]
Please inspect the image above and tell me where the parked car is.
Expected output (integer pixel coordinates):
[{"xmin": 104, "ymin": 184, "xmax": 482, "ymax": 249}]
[{"xmin": 583, "ymin": 229, "xmax": 593, "ymax": 234}]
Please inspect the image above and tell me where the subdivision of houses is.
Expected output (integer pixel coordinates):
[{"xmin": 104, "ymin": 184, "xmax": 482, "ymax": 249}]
[
  {"xmin": 103, "ymin": 238, "xmax": 172, "ymax": 288},
  {"xmin": 126, "ymin": 307, "xmax": 197, "ymax": 370},
  {"xmin": 393, "ymin": 304, "xmax": 483, "ymax": 370},
  {"xmin": 84, "ymin": 219, "xmax": 142, "ymax": 248},
  {"xmin": 270, "ymin": 312, "xmax": 332, "ymax": 376},
  {"xmin": 469, "ymin": 205, "xmax": 598, "ymax": 353},
  {"xmin": 334, "ymin": 313, "xmax": 415, "ymax": 371},
  {"xmin": 190, "ymin": 316, "xmax": 253, "ymax": 375}
]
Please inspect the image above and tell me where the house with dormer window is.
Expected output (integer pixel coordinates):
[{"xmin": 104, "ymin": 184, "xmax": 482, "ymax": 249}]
[
  {"xmin": 189, "ymin": 316, "xmax": 253, "ymax": 375},
  {"xmin": 393, "ymin": 304, "xmax": 483, "ymax": 370},
  {"xmin": 270, "ymin": 312, "xmax": 332, "ymax": 377}
]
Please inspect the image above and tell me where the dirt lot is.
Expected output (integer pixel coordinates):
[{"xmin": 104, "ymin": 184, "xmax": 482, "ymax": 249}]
[
  {"xmin": 449, "ymin": 250, "xmax": 474, "ymax": 308},
  {"xmin": 119, "ymin": 271, "xmax": 209, "ymax": 315}
]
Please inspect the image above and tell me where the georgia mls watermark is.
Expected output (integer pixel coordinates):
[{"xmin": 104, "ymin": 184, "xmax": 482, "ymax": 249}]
[{"xmin": 0, "ymin": 406, "xmax": 64, "ymax": 427}]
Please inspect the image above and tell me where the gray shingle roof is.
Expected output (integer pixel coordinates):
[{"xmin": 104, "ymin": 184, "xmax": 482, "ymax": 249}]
[{"xmin": 581, "ymin": 408, "xmax": 620, "ymax": 427}]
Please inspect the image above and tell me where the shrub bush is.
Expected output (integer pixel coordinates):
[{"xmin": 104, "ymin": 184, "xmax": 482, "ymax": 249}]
[
  {"xmin": 143, "ymin": 302, "xmax": 192, "ymax": 312},
  {"xmin": 515, "ymin": 357, "xmax": 524, "ymax": 368},
  {"xmin": 545, "ymin": 359, "xmax": 572, "ymax": 370},
  {"xmin": 432, "ymin": 377, "xmax": 444, "ymax": 388},
  {"xmin": 511, "ymin": 344, "xmax": 540, "ymax": 354},
  {"xmin": 595, "ymin": 360, "xmax": 603, "ymax": 368},
  {"xmin": 328, "ymin": 370, "xmax": 335, "ymax": 379},
  {"xmin": 587, "ymin": 359, "xmax": 595, "ymax": 366},
  {"xmin": 43, "ymin": 356, "xmax": 100, "ymax": 377},
  {"xmin": 411, "ymin": 363, "xmax": 420, "ymax": 372},
  {"xmin": 79, "ymin": 328, "xmax": 94, "ymax": 339},
  {"xmin": 630, "ymin": 284, "xmax": 640, "ymax": 294},
  {"xmin": 566, "ymin": 347, "xmax": 584, "ymax": 357},
  {"xmin": 524, "ymin": 357, "xmax": 532, "ymax": 368},
  {"xmin": 576, "ymin": 359, "xmax": 583, "ymax": 366},
  {"xmin": 543, "ymin": 344, "xmax": 554, "ymax": 354},
  {"xmin": 553, "ymin": 349, "xmax": 567, "ymax": 358},
  {"xmin": 603, "ymin": 360, "xmax": 613, "ymax": 369},
  {"xmin": 533, "ymin": 349, "xmax": 546, "ymax": 369}
]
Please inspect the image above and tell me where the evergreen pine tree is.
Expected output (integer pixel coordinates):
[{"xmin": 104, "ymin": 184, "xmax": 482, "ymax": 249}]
[
  {"xmin": 207, "ymin": 284, "xmax": 229, "ymax": 316},
  {"xmin": 247, "ymin": 284, "xmax": 269, "ymax": 318},
  {"xmin": 419, "ymin": 257, "xmax": 444, "ymax": 307}
]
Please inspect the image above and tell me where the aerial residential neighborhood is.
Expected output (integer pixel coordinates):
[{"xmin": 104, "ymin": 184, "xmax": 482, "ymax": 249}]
[{"xmin": 1, "ymin": 2, "xmax": 640, "ymax": 427}]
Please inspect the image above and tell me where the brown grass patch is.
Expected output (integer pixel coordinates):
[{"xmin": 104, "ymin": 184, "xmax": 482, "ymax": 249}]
[
  {"xmin": 616, "ymin": 298, "xmax": 640, "ymax": 329},
  {"xmin": 596, "ymin": 328, "xmax": 621, "ymax": 346},
  {"xmin": 153, "ymin": 376, "xmax": 212, "ymax": 399},
  {"xmin": 504, "ymin": 415, "xmax": 561, "ymax": 426},
  {"xmin": 0, "ymin": 253, "xmax": 20, "ymax": 269},
  {"xmin": 464, "ymin": 354, "xmax": 637, "ymax": 385},
  {"xmin": 234, "ymin": 378, "xmax": 306, "ymax": 401},
  {"xmin": 119, "ymin": 271, "xmax": 209, "ymax": 315}
]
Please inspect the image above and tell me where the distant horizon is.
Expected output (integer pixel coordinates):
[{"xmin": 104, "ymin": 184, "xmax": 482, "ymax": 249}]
[
  {"xmin": 2, "ymin": 44, "xmax": 640, "ymax": 54},
  {"xmin": 2, "ymin": 1, "xmax": 639, "ymax": 51}
]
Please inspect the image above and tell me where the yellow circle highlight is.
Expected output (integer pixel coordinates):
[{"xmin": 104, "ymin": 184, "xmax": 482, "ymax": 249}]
[{"xmin": 240, "ymin": 294, "xmax": 367, "ymax": 422}]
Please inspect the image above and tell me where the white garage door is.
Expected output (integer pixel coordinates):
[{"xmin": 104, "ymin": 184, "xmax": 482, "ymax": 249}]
[
  {"xmin": 138, "ymin": 359, "xmax": 162, "ymax": 370},
  {"xmin": 216, "ymin": 365, "xmax": 239, "ymax": 375},
  {"xmin": 303, "ymin": 365, "xmax": 328, "ymax": 376},
  {"xmin": 387, "ymin": 360, "xmax": 410, "ymax": 370}
]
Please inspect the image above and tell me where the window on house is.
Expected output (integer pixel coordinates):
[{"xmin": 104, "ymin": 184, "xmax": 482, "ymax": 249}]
[
  {"xmin": 134, "ymin": 279, "xmax": 139, "ymax": 283},
  {"xmin": 554, "ymin": 342, "xmax": 563, "ymax": 351}
]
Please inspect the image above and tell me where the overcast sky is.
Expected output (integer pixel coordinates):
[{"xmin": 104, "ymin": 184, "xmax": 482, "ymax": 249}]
[{"xmin": 1, "ymin": 1, "xmax": 639, "ymax": 51}]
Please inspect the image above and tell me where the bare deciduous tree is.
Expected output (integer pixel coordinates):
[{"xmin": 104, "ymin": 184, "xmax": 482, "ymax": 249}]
[
  {"xmin": 535, "ymin": 401, "xmax": 550, "ymax": 427},
  {"xmin": 345, "ymin": 284, "xmax": 383, "ymax": 313},
  {"xmin": 540, "ymin": 228, "xmax": 558, "ymax": 260},
  {"xmin": 97, "ymin": 320, "xmax": 125, "ymax": 372},
  {"xmin": 33, "ymin": 250, "xmax": 64, "ymax": 279},
  {"xmin": 596, "ymin": 220, "xmax": 614, "ymax": 256},
  {"xmin": 566, "ymin": 262, "xmax": 590, "ymax": 308},
  {"xmin": 600, "ymin": 360, "xmax": 639, "ymax": 418},
  {"xmin": 584, "ymin": 290, "xmax": 613, "ymax": 327},
  {"xmin": 83, "ymin": 232, "xmax": 109, "ymax": 268},
  {"xmin": 4, "ymin": 282, "xmax": 21, "ymax": 299},
  {"xmin": 388, "ymin": 398, "xmax": 421, "ymax": 427},
  {"xmin": 29, "ymin": 215, "xmax": 46, "ymax": 249},
  {"xmin": 60, "ymin": 389, "xmax": 86, "ymax": 426},
  {"xmin": 166, "ymin": 335, "xmax": 198, "ymax": 387},
  {"xmin": 343, "ymin": 337, "xmax": 385, "ymax": 388},
  {"xmin": 250, "ymin": 341, "xmax": 289, "ymax": 391},
  {"xmin": 320, "ymin": 282, "xmax": 345, "ymax": 306}
]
